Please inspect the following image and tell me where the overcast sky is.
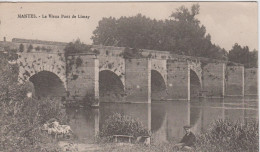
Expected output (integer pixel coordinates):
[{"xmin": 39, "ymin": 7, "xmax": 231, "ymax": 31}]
[{"xmin": 0, "ymin": 2, "xmax": 258, "ymax": 51}]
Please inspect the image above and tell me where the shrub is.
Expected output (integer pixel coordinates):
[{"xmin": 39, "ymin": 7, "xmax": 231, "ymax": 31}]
[
  {"xmin": 196, "ymin": 119, "xmax": 259, "ymax": 152},
  {"xmin": 35, "ymin": 46, "xmax": 41, "ymax": 51},
  {"xmin": 75, "ymin": 57, "xmax": 83, "ymax": 68},
  {"xmin": 0, "ymin": 52, "xmax": 68, "ymax": 151},
  {"xmin": 121, "ymin": 47, "xmax": 144, "ymax": 59},
  {"xmin": 19, "ymin": 44, "xmax": 24, "ymax": 52},
  {"xmin": 81, "ymin": 93, "xmax": 99, "ymax": 107},
  {"xmin": 99, "ymin": 113, "xmax": 150, "ymax": 140},
  {"xmin": 64, "ymin": 39, "xmax": 92, "ymax": 57},
  {"xmin": 27, "ymin": 44, "xmax": 33, "ymax": 52},
  {"xmin": 0, "ymin": 85, "xmax": 68, "ymax": 151},
  {"xmin": 93, "ymin": 49, "xmax": 100, "ymax": 55}
]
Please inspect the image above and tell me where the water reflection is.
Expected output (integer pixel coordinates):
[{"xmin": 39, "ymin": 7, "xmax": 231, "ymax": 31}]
[
  {"xmin": 66, "ymin": 96, "xmax": 258, "ymax": 144},
  {"xmin": 66, "ymin": 108, "xmax": 99, "ymax": 143}
]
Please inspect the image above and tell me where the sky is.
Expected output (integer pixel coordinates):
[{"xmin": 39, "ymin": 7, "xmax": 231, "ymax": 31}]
[{"xmin": 0, "ymin": 2, "xmax": 258, "ymax": 51}]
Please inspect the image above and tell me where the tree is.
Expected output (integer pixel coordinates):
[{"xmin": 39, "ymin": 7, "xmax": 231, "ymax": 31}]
[
  {"xmin": 92, "ymin": 14, "xmax": 163, "ymax": 49},
  {"xmin": 169, "ymin": 4, "xmax": 205, "ymax": 55},
  {"xmin": 64, "ymin": 39, "xmax": 92, "ymax": 56},
  {"xmin": 91, "ymin": 4, "xmax": 227, "ymax": 60},
  {"xmin": 228, "ymin": 43, "xmax": 257, "ymax": 68},
  {"xmin": 248, "ymin": 49, "xmax": 258, "ymax": 68}
]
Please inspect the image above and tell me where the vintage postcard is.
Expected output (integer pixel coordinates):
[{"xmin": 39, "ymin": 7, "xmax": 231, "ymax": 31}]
[{"xmin": 0, "ymin": 2, "xmax": 258, "ymax": 152}]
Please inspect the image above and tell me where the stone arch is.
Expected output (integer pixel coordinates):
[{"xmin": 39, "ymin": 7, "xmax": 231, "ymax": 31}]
[
  {"xmin": 99, "ymin": 70, "xmax": 125, "ymax": 102},
  {"xmin": 17, "ymin": 53, "xmax": 67, "ymax": 90},
  {"xmin": 18, "ymin": 66, "xmax": 67, "ymax": 91},
  {"xmin": 151, "ymin": 70, "xmax": 167, "ymax": 100},
  {"xmin": 190, "ymin": 69, "xmax": 202, "ymax": 98},
  {"xmin": 151, "ymin": 59, "xmax": 167, "ymax": 85},
  {"xmin": 189, "ymin": 61, "xmax": 202, "ymax": 88},
  {"xmin": 98, "ymin": 57, "xmax": 125, "ymax": 87},
  {"xmin": 29, "ymin": 70, "xmax": 66, "ymax": 98}
]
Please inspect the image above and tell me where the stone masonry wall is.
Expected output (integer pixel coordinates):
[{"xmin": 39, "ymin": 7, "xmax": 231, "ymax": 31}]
[
  {"xmin": 66, "ymin": 54, "xmax": 98, "ymax": 101},
  {"xmin": 244, "ymin": 68, "xmax": 258, "ymax": 95},
  {"xmin": 2, "ymin": 38, "xmax": 253, "ymax": 103},
  {"xmin": 225, "ymin": 66, "xmax": 244, "ymax": 96},
  {"xmin": 125, "ymin": 58, "xmax": 151, "ymax": 103},
  {"xmin": 166, "ymin": 60, "xmax": 189, "ymax": 100},
  {"xmin": 202, "ymin": 63, "xmax": 225, "ymax": 97}
]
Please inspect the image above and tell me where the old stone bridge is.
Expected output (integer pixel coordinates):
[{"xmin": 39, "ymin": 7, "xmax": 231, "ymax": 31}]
[{"xmin": 1, "ymin": 38, "xmax": 250, "ymax": 103}]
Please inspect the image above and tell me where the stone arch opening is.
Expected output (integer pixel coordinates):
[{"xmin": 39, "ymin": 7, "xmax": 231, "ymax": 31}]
[
  {"xmin": 99, "ymin": 70, "xmax": 124, "ymax": 102},
  {"xmin": 151, "ymin": 70, "xmax": 167, "ymax": 100},
  {"xmin": 190, "ymin": 69, "xmax": 201, "ymax": 98},
  {"xmin": 29, "ymin": 71, "xmax": 66, "ymax": 98}
]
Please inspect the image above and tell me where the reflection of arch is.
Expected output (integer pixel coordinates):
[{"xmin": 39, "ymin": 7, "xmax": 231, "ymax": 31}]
[
  {"xmin": 151, "ymin": 70, "xmax": 167, "ymax": 100},
  {"xmin": 190, "ymin": 106, "xmax": 202, "ymax": 127},
  {"xmin": 29, "ymin": 70, "xmax": 66, "ymax": 98},
  {"xmin": 151, "ymin": 103, "xmax": 166, "ymax": 132},
  {"xmin": 190, "ymin": 69, "xmax": 202, "ymax": 98},
  {"xmin": 99, "ymin": 70, "xmax": 125, "ymax": 101}
]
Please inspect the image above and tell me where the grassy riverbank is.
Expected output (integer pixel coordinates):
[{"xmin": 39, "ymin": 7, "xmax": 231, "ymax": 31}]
[
  {"xmin": 98, "ymin": 119, "xmax": 258, "ymax": 152},
  {"xmin": 68, "ymin": 113, "xmax": 257, "ymax": 152}
]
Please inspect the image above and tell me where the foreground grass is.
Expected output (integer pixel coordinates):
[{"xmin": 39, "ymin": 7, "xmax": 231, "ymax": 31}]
[
  {"xmin": 59, "ymin": 118, "xmax": 258, "ymax": 152},
  {"xmin": 97, "ymin": 142, "xmax": 177, "ymax": 152},
  {"xmin": 94, "ymin": 119, "xmax": 258, "ymax": 152},
  {"xmin": 60, "ymin": 141, "xmax": 178, "ymax": 152}
]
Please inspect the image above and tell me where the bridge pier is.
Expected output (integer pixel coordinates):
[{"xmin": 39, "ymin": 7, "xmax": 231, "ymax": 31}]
[
  {"xmin": 225, "ymin": 66, "xmax": 244, "ymax": 96},
  {"xmin": 244, "ymin": 68, "xmax": 258, "ymax": 95},
  {"xmin": 125, "ymin": 58, "xmax": 151, "ymax": 103},
  {"xmin": 166, "ymin": 60, "xmax": 190, "ymax": 100},
  {"xmin": 66, "ymin": 54, "xmax": 99, "ymax": 101},
  {"xmin": 202, "ymin": 63, "xmax": 226, "ymax": 98}
]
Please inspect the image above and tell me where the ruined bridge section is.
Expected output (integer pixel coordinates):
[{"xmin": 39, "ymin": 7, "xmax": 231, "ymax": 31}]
[{"xmin": 0, "ymin": 38, "xmax": 249, "ymax": 102}]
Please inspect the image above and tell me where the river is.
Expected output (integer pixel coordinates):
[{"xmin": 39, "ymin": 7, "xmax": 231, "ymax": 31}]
[{"xmin": 65, "ymin": 96, "xmax": 258, "ymax": 144}]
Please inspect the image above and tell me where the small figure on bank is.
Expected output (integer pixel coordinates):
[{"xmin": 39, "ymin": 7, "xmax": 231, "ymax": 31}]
[{"xmin": 173, "ymin": 125, "xmax": 196, "ymax": 151}]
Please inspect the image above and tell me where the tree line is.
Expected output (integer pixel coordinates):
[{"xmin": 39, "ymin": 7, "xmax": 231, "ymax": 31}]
[{"xmin": 90, "ymin": 4, "xmax": 257, "ymax": 68}]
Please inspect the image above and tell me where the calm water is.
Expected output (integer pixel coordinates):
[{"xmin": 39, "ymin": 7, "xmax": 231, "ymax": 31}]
[{"xmin": 66, "ymin": 96, "xmax": 258, "ymax": 144}]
